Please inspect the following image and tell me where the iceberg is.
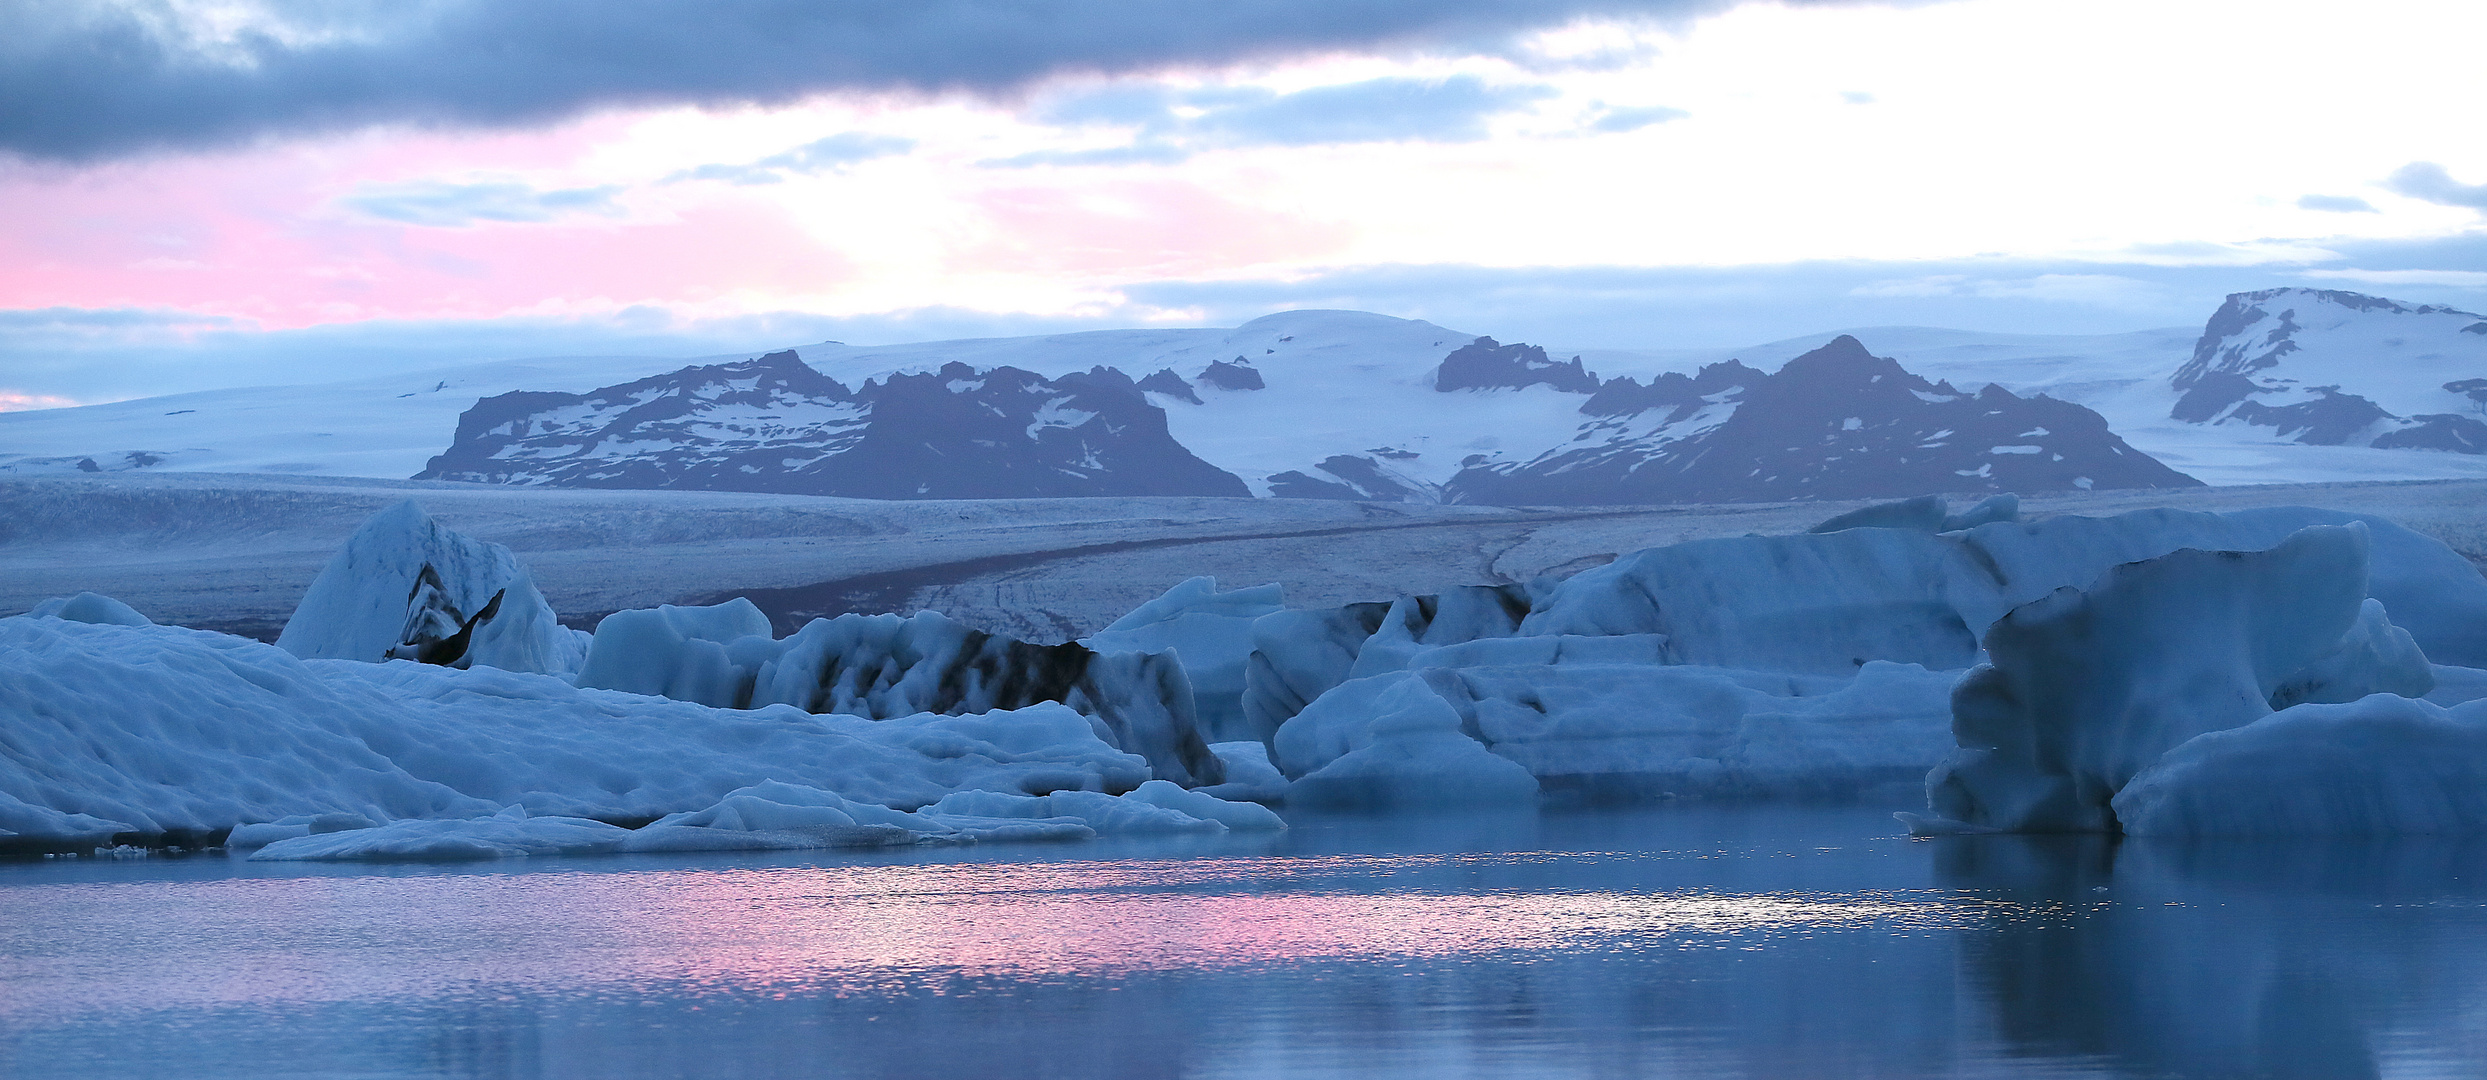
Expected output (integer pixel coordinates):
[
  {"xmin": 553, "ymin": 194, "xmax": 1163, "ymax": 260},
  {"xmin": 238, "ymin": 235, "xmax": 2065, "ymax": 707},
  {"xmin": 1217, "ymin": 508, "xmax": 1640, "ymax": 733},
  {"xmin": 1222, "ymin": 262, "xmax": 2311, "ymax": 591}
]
[
  {"xmin": 1520, "ymin": 529, "xmax": 1978, "ymax": 675},
  {"xmin": 1082, "ymin": 576, "xmax": 1285, "ymax": 743},
  {"xmin": 1923, "ymin": 525, "xmax": 2396, "ymax": 832},
  {"xmin": 1275, "ymin": 635, "xmax": 1956, "ymax": 802},
  {"xmin": 1286, "ymin": 676, "xmax": 1540, "ymax": 809},
  {"xmin": 2114, "ymin": 694, "xmax": 2487, "ymax": 836},
  {"xmin": 0, "ymin": 613, "xmax": 1171, "ymax": 848},
  {"xmin": 573, "ymin": 601, "xmax": 1223, "ymax": 786},
  {"xmin": 274, "ymin": 500, "xmax": 588, "ymax": 676}
]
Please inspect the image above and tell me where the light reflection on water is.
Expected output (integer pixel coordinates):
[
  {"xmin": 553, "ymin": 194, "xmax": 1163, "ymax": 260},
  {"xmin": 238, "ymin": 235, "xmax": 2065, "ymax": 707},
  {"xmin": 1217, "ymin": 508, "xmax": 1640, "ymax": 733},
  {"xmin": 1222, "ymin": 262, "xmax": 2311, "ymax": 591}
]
[{"xmin": 2, "ymin": 805, "xmax": 2485, "ymax": 1079}]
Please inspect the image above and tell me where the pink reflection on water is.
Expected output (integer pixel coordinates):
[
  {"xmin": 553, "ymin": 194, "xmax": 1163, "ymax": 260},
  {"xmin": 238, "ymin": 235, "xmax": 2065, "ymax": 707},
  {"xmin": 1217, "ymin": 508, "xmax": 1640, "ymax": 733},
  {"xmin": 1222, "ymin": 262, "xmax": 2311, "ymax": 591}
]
[{"xmin": 0, "ymin": 853, "xmax": 1963, "ymax": 1022}]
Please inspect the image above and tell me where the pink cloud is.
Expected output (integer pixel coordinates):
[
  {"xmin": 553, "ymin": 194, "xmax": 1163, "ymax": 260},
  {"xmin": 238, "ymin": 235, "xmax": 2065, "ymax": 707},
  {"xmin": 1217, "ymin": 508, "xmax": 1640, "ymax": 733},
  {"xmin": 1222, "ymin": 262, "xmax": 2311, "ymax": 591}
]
[{"xmin": 0, "ymin": 115, "xmax": 852, "ymax": 326}]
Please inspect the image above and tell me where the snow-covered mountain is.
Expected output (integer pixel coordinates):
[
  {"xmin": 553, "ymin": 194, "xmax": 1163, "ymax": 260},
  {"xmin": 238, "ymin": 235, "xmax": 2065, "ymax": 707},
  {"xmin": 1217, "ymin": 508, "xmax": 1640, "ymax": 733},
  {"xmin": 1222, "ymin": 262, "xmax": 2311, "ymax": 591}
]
[
  {"xmin": 14, "ymin": 295, "xmax": 2487, "ymax": 498},
  {"xmin": 2168, "ymin": 288, "xmax": 2487, "ymax": 453},
  {"xmin": 1445, "ymin": 336, "xmax": 2198, "ymax": 504},
  {"xmin": 414, "ymin": 350, "xmax": 1247, "ymax": 499}
]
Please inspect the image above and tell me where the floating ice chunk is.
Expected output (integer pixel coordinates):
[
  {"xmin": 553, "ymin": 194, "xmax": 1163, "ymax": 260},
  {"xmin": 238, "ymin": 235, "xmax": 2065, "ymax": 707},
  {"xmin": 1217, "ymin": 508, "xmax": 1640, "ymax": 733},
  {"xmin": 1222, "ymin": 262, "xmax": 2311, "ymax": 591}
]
[
  {"xmin": 26, "ymin": 592, "xmax": 151, "ymax": 626},
  {"xmin": 1287, "ymin": 677, "xmax": 1538, "ymax": 808},
  {"xmin": 2114, "ymin": 695, "xmax": 2487, "ymax": 836},
  {"xmin": 1926, "ymin": 525, "xmax": 2372, "ymax": 833},
  {"xmin": 1083, "ymin": 577, "xmax": 1284, "ymax": 745},
  {"xmin": 574, "ymin": 598, "xmax": 775, "ymax": 707},
  {"xmin": 2426, "ymin": 665, "xmax": 2487, "ymax": 707},
  {"xmin": 1945, "ymin": 505, "xmax": 2487, "ymax": 665},
  {"xmin": 744, "ymin": 609, "xmax": 1221, "ymax": 785},
  {"xmin": 2268, "ymin": 598, "xmax": 2434, "ymax": 709},
  {"xmin": 1195, "ymin": 741, "xmax": 1291, "ymax": 803},
  {"xmin": 618, "ymin": 780, "xmax": 924, "ymax": 851},
  {"xmin": 1942, "ymin": 493, "xmax": 2019, "ymax": 532},
  {"xmin": 1808, "ymin": 494, "xmax": 1947, "ymax": 533},
  {"xmin": 1239, "ymin": 601, "xmax": 1395, "ymax": 743},
  {"xmin": 1522, "ymin": 528, "xmax": 1978, "ymax": 675},
  {"xmin": 1123, "ymin": 778, "xmax": 1286, "ymax": 830},
  {"xmin": 1279, "ymin": 637, "xmax": 1955, "ymax": 802},
  {"xmin": 275, "ymin": 500, "xmax": 587, "ymax": 676},
  {"xmin": 223, "ymin": 812, "xmax": 379, "ymax": 849},
  {"xmin": 920, "ymin": 787, "xmax": 1227, "ymax": 834},
  {"xmin": 251, "ymin": 813, "xmax": 633, "ymax": 861},
  {"xmin": 0, "ymin": 616, "xmax": 1157, "ymax": 846},
  {"xmin": 1242, "ymin": 586, "xmax": 1532, "ymax": 741}
]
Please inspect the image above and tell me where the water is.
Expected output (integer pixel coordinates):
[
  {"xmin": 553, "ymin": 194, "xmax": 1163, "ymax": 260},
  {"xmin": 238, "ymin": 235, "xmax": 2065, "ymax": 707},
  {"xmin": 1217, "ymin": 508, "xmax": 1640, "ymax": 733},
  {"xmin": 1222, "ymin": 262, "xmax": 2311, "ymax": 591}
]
[{"xmin": 4, "ymin": 804, "xmax": 2486, "ymax": 1079}]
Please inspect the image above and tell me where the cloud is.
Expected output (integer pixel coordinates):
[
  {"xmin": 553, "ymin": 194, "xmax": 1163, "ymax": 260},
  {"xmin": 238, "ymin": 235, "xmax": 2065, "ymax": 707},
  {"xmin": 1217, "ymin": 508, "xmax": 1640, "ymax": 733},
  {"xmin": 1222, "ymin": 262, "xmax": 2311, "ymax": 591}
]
[
  {"xmin": 671, "ymin": 132, "xmax": 917, "ymax": 184},
  {"xmin": 0, "ymin": 390, "xmax": 84, "ymax": 412},
  {"xmin": 337, "ymin": 180, "xmax": 623, "ymax": 227},
  {"xmin": 1589, "ymin": 104, "xmax": 1688, "ymax": 132},
  {"xmin": 0, "ymin": 0, "xmax": 1823, "ymax": 163},
  {"xmin": 991, "ymin": 74, "xmax": 1555, "ymax": 166},
  {"xmin": 1847, "ymin": 273, "xmax": 2158, "ymax": 306},
  {"xmin": 2385, "ymin": 162, "xmax": 2487, "ymax": 211},
  {"xmin": 1839, "ymin": 90, "xmax": 1875, "ymax": 105},
  {"xmin": 2296, "ymin": 194, "xmax": 2377, "ymax": 213},
  {"xmin": 2298, "ymin": 268, "xmax": 2487, "ymax": 288}
]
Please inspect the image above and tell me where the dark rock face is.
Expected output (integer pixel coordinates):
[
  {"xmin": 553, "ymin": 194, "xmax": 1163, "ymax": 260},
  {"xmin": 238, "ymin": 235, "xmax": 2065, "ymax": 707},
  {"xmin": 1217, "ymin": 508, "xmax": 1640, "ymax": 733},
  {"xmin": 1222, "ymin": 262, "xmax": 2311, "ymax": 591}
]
[
  {"xmin": 2225, "ymin": 388, "xmax": 2394, "ymax": 445},
  {"xmin": 1198, "ymin": 358, "xmax": 1265, "ymax": 391},
  {"xmin": 1135, "ymin": 367, "xmax": 1202, "ymax": 404},
  {"xmin": 1433, "ymin": 337, "xmax": 1601, "ymax": 394},
  {"xmin": 417, "ymin": 350, "xmax": 1249, "ymax": 499},
  {"xmin": 2374, "ymin": 414, "xmax": 2487, "ymax": 453},
  {"xmin": 1445, "ymin": 336, "xmax": 2199, "ymax": 505},
  {"xmin": 1265, "ymin": 454, "xmax": 1433, "ymax": 502}
]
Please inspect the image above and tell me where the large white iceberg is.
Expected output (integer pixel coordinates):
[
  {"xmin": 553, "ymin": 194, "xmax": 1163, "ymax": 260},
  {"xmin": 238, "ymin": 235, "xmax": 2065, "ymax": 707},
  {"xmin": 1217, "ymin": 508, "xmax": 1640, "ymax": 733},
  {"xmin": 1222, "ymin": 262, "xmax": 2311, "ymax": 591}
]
[
  {"xmin": 1275, "ymin": 635, "xmax": 1956, "ymax": 802},
  {"xmin": 1518, "ymin": 529, "xmax": 1979, "ymax": 675},
  {"xmin": 1240, "ymin": 584, "xmax": 1531, "ymax": 741},
  {"xmin": 574, "ymin": 601, "xmax": 1223, "ymax": 786},
  {"xmin": 2111, "ymin": 694, "xmax": 2487, "ymax": 836},
  {"xmin": 0, "ymin": 614, "xmax": 1193, "ymax": 848},
  {"xmin": 1920, "ymin": 524, "xmax": 2431, "ymax": 833},
  {"xmin": 1081, "ymin": 576, "xmax": 1285, "ymax": 743},
  {"xmin": 275, "ymin": 500, "xmax": 589, "ymax": 676}
]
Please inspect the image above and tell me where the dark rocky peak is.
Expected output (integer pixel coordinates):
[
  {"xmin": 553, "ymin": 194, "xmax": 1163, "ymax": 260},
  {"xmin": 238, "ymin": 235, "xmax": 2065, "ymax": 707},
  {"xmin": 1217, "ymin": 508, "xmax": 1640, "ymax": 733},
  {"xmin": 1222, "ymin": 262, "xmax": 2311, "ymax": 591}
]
[
  {"xmin": 2463, "ymin": 322, "xmax": 2487, "ymax": 335},
  {"xmin": 1135, "ymin": 367, "xmax": 1202, "ymax": 404},
  {"xmin": 1581, "ymin": 360, "xmax": 1764, "ymax": 417},
  {"xmin": 1433, "ymin": 337, "xmax": 1600, "ymax": 394},
  {"xmin": 1770, "ymin": 335, "xmax": 1917, "ymax": 388},
  {"xmin": 1199, "ymin": 357, "xmax": 1265, "ymax": 391},
  {"xmin": 1739, "ymin": 336, "xmax": 1957, "ymax": 417}
]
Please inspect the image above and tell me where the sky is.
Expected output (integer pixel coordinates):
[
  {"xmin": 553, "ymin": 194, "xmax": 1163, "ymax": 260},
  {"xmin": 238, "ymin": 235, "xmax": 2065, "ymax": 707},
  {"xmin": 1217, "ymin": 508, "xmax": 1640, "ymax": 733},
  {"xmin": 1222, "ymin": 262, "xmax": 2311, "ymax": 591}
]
[{"xmin": 3, "ymin": 0, "xmax": 2485, "ymax": 408}]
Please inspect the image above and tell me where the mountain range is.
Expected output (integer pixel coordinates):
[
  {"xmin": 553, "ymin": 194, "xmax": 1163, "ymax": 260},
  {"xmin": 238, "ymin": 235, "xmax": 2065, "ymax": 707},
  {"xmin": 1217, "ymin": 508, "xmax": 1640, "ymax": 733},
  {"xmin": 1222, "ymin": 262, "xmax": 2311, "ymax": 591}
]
[{"xmin": 7, "ymin": 287, "xmax": 2486, "ymax": 503}]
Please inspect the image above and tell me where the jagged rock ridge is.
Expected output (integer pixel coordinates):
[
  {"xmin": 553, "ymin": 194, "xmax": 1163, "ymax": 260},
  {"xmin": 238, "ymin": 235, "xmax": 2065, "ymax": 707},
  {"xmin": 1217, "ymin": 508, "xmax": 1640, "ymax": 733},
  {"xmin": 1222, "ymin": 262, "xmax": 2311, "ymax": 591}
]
[
  {"xmin": 1445, "ymin": 335, "xmax": 2199, "ymax": 504},
  {"xmin": 417, "ymin": 350, "xmax": 1249, "ymax": 499},
  {"xmin": 1433, "ymin": 337, "xmax": 1600, "ymax": 393}
]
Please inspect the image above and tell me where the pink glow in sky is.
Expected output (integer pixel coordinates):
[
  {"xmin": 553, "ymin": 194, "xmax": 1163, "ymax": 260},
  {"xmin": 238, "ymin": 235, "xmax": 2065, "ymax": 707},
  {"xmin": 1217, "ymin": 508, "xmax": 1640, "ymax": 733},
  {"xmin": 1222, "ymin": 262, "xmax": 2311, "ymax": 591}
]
[{"xmin": 1, "ymin": 0, "xmax": 2482, "ymax": 405}]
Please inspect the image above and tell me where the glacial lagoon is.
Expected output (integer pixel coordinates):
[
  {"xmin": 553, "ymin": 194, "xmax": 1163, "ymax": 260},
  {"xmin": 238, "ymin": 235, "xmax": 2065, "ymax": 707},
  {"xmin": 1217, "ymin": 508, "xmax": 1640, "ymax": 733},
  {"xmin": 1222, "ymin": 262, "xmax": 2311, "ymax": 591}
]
[{"xmin": 5, "ymin": 804, "xmax": 2485, "ymax": 1080}]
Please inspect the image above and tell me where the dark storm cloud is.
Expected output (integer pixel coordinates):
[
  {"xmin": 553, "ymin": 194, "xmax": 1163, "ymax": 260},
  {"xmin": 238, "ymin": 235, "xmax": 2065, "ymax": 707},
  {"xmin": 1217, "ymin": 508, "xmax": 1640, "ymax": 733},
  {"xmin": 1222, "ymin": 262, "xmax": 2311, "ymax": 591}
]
[
  {"xmin": 0, "ymin": 0, "xmax": 1826, "ymax": 163},
  {"xmin": 988, "ymin": 75, "xmax": 1554, "ymax": 166},
  {"xmin": 2386, "ymin": 162, "xmax": 2487, "ymax": 211}
]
